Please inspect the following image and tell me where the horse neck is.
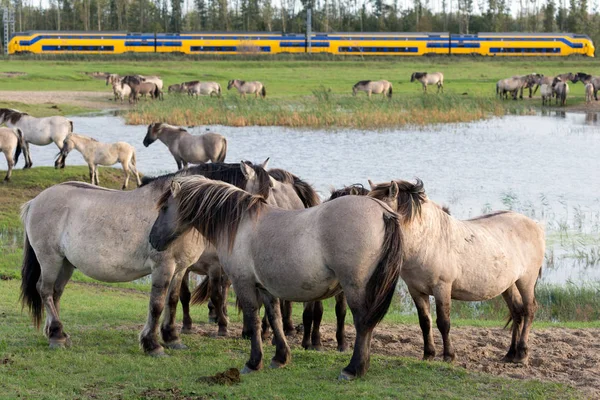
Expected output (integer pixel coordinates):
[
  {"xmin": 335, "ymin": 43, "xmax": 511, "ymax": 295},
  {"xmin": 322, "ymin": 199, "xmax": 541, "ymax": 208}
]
[
  {"xmin": 158, "ymin": 129, "xmax": 185, "ymax": 146},
  {"xmin": 400, "ymin": 201, "xmax": 461, "ymax": 255},
  {"xmin": 270, "ymin": 180, "xmax": 303, "ymax": 209},
  {"xmin": 71, "ymin": 134, "xmax": 96, "ymax": 153}
]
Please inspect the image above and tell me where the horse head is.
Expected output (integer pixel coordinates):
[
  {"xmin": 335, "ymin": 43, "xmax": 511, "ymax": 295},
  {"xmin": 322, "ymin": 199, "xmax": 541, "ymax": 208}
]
[
  {"xmin": 227, "ymin": 80, "xmax": 235, "ymax": 90},
  {"xmin": 143, "ymin": 123, "xmax": 163, "ymax": 147}
]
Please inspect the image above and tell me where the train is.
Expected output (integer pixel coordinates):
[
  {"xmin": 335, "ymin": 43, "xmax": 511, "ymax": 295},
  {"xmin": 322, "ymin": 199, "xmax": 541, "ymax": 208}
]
[{"xmin": 8, "ymin": 31, "xmax": 595, "ymax": 57}]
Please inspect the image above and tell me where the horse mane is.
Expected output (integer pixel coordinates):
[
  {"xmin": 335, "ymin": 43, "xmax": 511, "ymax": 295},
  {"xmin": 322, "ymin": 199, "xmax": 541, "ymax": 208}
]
[
  {"xmin": 153, "ymin": 122, "xmax": 186, "ymax": 135},
  {"xmin": 370, "ymin": 179, "xmax": 427, "ymax": 222},
  {"xmin": 268, "ymin": 168, "xmax": 320, "ymax": 208},
  {"xmin": 184, "ymin": 80, "xmax": 200, "ymax": 86},
  {"xmin": 60, "ymin": 181, "xmax": 117, "ymax": 191},
  {"xmin": 328, "ymin": 184, "xmax": 369, "ymax": 201},
  {"xmin": 355, "ymin": 80, "xmax": 372, "ymax": 87},
  {"xmin": 69, "ymin": 133, "xmax": 98, "ymax": 142},
  {"xmin": 163, "ymin": 177, "xmax": 266, "ymax": 251},
  {"xmin": 0, "ymin": 108, "xmax": 29, "ymax": 124},
  {"xmin": 238, "ymin": 80, "xmax": 246, "ymax": 85}
]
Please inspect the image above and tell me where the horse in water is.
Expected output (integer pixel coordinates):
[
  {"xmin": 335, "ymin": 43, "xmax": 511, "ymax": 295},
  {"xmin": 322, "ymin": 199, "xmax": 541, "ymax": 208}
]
[
  {"xmin": 149, "ymin": 176, "xmax": 403, "ymax": 380},
  {"xmin": 367, "ymin": 179, "xmax": 544, "ymax": 364},
  {"xmin": 0, "ymin": 127, "xmax": 27, "ymax": 181},
  {"xmin": 352, "ymin": 80, "xmax": 393, "ymax": 98},
  {"xmin": 410, "ymin": 72, "xmax": 444, "ymax": 93},
  {"xmin": 19, "ymin": 162, "xmax": 272, "ymax": 355},
  {"xmin": 0, "ymin": 108, "xmax": 73, "ymax": 169},
  {"xmin": 227, "ymin": 80, "xmax": 266, "ymax": 98},
  {"xmin": 144, "ymin": 123, "xmax": 227, "ymax": 170},
  {"xmin": 60, "ymin": 133, "xmax": 142, "ymax": 189}
]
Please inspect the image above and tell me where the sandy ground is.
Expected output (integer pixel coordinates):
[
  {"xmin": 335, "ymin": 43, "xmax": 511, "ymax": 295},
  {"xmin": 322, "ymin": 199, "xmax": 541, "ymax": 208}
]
[
  {"xmin": 0, "ymin": 90, "xmax": 128, "ymax": 110},
  {"xmin": 190, "ymin": 321, "xmax": 600, "ymax": 398}
]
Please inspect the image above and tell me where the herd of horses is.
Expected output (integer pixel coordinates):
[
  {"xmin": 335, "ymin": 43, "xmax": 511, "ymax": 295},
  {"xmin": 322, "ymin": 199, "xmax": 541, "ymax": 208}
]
[{"xmin": 2, "ymin": 105, "xmax": 546, "ymax": 379}]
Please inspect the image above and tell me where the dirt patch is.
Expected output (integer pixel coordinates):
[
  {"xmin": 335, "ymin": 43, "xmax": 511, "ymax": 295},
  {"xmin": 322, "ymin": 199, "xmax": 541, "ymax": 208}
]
[
  {"xmin": 197, "ymin": 368, "xmax": 241, "ymax": 386},
  {"xmin": 0, "ymin": 274, "xmax": 13, "ymax": 281},
  {"xmin": 0, "ymin": 90, "xmax": 129, "ymax": 111},
  {"xmin": 1, "ymin": 356, "xmax": 14, "ymax": 365},
  {"xmin": 192, "ymin": 322, "xmax": 600, "ymax": 397},
  {"xmin": 84, "ymin": 72, "xmax": 110, "ymax": 80},
  {"xmin": 1, "ymin": 72, "xmax": 27, "ymax": 77}
]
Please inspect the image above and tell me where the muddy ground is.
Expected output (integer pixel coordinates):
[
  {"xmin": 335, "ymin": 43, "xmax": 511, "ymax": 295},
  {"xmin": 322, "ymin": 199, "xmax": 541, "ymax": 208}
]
[
  {"xmin": 190, "ymin": 321, "xmax": 600, "ymax": 398},
  {"xmin": 0, "ymin": 90, "xmax": 128, "ymax": 111}
]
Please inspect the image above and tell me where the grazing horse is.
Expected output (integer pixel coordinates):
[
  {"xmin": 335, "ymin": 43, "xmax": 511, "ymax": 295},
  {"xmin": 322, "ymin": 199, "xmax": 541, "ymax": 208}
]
[
  {"xmin": 410, "ymin": 72, "xmax": 444, "ymax": 93},
  {"xmin": 19, "ymin": 162, "xmax": 272, "ymax": 354},
  {"xmin": 149, "ymin": 176, "xmax": 403, "ymax": 380},
  {"xmin": 552, "ymin": 77, "xmax": 569, "ymax": 106},
  {"xmin": 367, "ymin": 179, "xmax": 544, "ymax": 364},
  {"xmin": 144, "ymin": 123, "xmax": 227, "ymax": 170},
  {"xmin": 0, "ymin": 108, "xmax": 73, "ymax": 169},
  {"xmin": 575, "ymin": 72, "xmax": 600, "ymax": 101},
  {"xmin": 352, "ymin": 80, "xmax": 393, "ymax": 98},
  {"xmin": 0, "ymin": 127, "xmax": 27, "ymax": 181},
  {"xmin": 227, "ymin": 80, "xmax": 266, "ymax": 98},
  {"xmin": 121, "ymin": 76, "xmax": 162, "ymax": 103},
  {"xmin": 188, "ymin": 82, "xmax": 222, "ymax": 97},
  {"xmin": 60, "ymin": 133, "xmax": 141, "ymax": 189}
]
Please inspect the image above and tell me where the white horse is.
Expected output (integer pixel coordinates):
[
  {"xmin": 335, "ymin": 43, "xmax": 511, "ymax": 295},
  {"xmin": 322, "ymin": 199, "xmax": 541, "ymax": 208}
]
[
  {"xmin": 410, "ymin": 72, "xmax": 444, "ymax": 93},
  {"xmin": 188, "ymin": 82, "xmax": 221, "ymax": 97},
  {"xmin": 112, "ymin": 81, "xmax": 132, "ymax": 103},
  {"xmin": 60, "ymin": 133, "xmax": 141, "ymax": 189},
  {"xmin": 0, "ymin": 127, "xmax": 27, "ymax": 181},
  {"xmin": 352, "ymin": 80, "xmax": 393, "ymax": 98},
  {"xmin": 0, "ymin": 108, "xmax": 73, "ymax": 169},
  {"xmin": 227, "ymin": 80, "xmax": 266, "ymax": 98}
]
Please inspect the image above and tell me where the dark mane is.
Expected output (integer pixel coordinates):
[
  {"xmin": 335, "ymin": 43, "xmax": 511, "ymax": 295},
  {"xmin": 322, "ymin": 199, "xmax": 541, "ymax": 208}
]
[
  {"xmin": 328, "ymin": 184, "xmax": 369, "ymax": 201},
  {"xmin": 268, "ymin": 168, "xmax": 320, "ymax": 208},
  {"xmin": 354, "ymin": 80, "xmax": 372, "ymax": 87},
  {"xmin": 238, "ymin": 80, "xmax": 246, "ymax": 85},
  {"xmin": 0, "ymin": 108, "xmax": 29, "ymax": 124},
  {"xmin": 184, "ymin": 80, "xmax": 200, "ymax": 86},
  {"xmin": 370, "ymin": 179, "xmax": 427, "ymax": 222}
]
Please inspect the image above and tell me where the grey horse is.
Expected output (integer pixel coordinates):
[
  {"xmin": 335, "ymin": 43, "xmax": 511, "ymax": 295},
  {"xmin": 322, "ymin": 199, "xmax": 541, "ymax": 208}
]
[
  {"xmin": 352, "ymin": 80, "xmax": 392, "ymax": 98},
  {"xmin": 410, "ymin": 72, "xmax": 444, "ymax": 93},
  {"xmin": 227, "ymin": 79, "xmax": 266, "ymax": 98},
  {"xmin": 575, "ymin": 72, "xmax": 600, "ymax": 100},
  {"xmin": 143, "ymin": 123, "xmax": 227, "ymax": 170},
  {"xmin": 552, "ymin": 77, "xmax": 569, "ymax": 106}
]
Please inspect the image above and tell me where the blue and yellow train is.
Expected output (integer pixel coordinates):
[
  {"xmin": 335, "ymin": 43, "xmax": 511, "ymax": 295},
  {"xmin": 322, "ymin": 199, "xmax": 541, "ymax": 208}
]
[{"xmin": 8, "ymin": 31, "xmax": 595, "ymax": 57}]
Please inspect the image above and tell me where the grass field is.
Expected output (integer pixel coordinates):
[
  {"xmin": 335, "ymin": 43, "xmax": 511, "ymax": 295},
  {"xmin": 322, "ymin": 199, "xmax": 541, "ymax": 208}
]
[{"xmin": 0, "ymin": 58, "xmax": 596, "ymax": 127}]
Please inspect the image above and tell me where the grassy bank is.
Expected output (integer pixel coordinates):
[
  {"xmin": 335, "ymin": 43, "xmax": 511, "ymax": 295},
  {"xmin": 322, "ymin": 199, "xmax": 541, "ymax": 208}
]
[{"xmin": 0, "ymin": 59, "xmax": 594, "ymax": 127}]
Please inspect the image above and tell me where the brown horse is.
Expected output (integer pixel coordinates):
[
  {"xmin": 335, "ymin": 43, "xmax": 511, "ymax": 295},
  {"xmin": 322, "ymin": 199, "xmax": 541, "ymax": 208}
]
[{"xmin": 121, "ymin": 76, "xmax": 162, "ymax": 103}]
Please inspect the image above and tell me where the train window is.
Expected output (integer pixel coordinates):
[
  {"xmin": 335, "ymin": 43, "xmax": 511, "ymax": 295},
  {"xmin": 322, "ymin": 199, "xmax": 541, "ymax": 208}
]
[
  {"xmin": 490, "ymin": 47, "xmax": 561, "ymax": 53},
  {"xmin": 339, "ymin": 46, "xmax": 418, "ymax": 53},
  {"xmin": 190, "ymin": 46, "xmax": 271, "ymax": 52},
  {"xmin": 41, "ymin": 45, "xmax": 114, "ymax": 52}
]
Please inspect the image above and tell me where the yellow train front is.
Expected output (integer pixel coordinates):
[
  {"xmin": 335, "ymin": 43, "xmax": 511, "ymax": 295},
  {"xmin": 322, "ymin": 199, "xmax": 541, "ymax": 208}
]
[{"xmin": 8, "ymin": 31, "xmax": 595, "ymax": 57}]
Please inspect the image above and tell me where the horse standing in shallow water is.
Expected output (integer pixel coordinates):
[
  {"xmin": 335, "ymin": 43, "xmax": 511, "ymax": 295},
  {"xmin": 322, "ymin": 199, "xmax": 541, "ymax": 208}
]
[
  {"xmin": 367, "ymin": 179, "xmax": 544, "ymax": 364},
  {"xmin": 0, "ymin": 108, "xmax": 73, "ymax": 169},
  {"xmin": 149, "ymin": 176, "xmax": 403, "ymax": 380}
]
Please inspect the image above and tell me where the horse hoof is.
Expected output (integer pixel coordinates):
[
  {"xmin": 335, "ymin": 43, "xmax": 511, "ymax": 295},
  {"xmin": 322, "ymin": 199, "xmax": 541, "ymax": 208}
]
[
  {"xmin": 208, "ymin": 317, "xmax": 217, "ymax": 324},
  {"xmin": 181, "ymin": 327, "xmax": 194, "ymax": 335},
  {"xmin": 240, "ymin": 365, "xmax": 257, "ymax": 375},
  {"xmin": 308, "ymin": 345, "xmax": 323, "ymax": 352},
  {"xmin": 147, "ymin": 347, "xmax": 167, "ymax": 357},
  {"xmin": 338, "ymin": 370, "xmax": 355, "ymax": 381},
  {"xmin": 269, "ymin": 360, "xmax": 287, "ymax": 369},
  {"xmin": 423, "ymin": 354, "xmax": 435, "ymax": 361},
  {"xmin": 337, "ymin": 345, "xmax": 349, "ymax": 352},
  {"xmin": 164, "ymin": 342, "xmax": 188, "ymax": 350},
  {"xmin": 284, "ymin": 330, "xmax": 295, "ymax": 337},
  {"xmin": 217, "ymin": 329, "xmax": 228, "ymax": 337},
  {"xmin": 49, "ymin": 341, "xmax": 66, "ymax": 350},
  {"xmin": 443, "ymin": 355, "xmax": 455, "ymax": 363}
]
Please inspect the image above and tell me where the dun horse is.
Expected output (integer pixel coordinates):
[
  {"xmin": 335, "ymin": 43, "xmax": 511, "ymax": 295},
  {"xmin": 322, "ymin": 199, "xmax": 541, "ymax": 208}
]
[
  {"xmin": 368, "ymin": 179, "xmax": 544, "ymax": 364},
  {"xmin": 121, "ymin": 76, "xmax": 162, "ymax": 103},
  {"xmin": 0, "ymin": 127, "xmax": 27, "ymax": 181},
  {"xmin": 410, "ymin": 72, "xmax": 444, "ymax": 93},
  {"xmin": 112, "ymin": 81, "xmax": 131, "ymax": 103},
  {"xmin": 20, "ymin": 162, "xmax": 272, "ymax": 355},
  {"xmin": 60, "ymin": 133, "xmax": 142, "ymax": 189},
  {"xmin": 552, "ymin": 77, "xmax": 569, "ymax": 106},
  {"xmin": 352, "ymin": 80, "xmax": 393, "ymax": 98},
  {"xmin": 0, "ymin": 108, "xmax": 73, "ymax": 169},
  {"xmin": 575, "ymin": 72, "xmax": 600, "ymax": 101},
  {"xmin": 227, "ymin": 80, "xmax": 266, "ymax": 98},
  {"xmin": 188, "ymin": 82, "xmax": 221, "ymax": 97},
  {"xmin": 149, "ymin": 176, "xmax": 403, "ymax": 380},
  {"xmin": 143, "ymin": 123, "xmax": 227, "ymax": 170}
]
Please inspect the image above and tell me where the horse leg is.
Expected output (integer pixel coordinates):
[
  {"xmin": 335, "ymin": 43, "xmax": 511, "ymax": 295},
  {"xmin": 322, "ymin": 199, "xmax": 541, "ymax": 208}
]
[
  {"xmin": 310, "ymin": 300, "xmax": 324, "ymax": 350},
  {"xmin": 139, "ymin": 263, "xmax": 176, "ymax": 356},
  {"xmin": 24, "ymin": 142, "xmax": 32, "ymax": 168},
  {"xmin": 160, "ymin": 268, "xmax": 188, "ymax": 350},
  {"xmin": 335, "ymin": 292, "xmax": 348, "ymax": 352},
  {"xmin": 94, "ymin": 167, "xmax": 100, "ymax": 186},
  {"xmin": 409, "ymin": 288, "xmax": 435, "ymax": 360},
  {"xmin": 434, "ymin": 285, "xmax": 455, "ymax": 362},
  {"xmin": 501, "ymin": 284, "xmax": 523, "ymax": 362},
  {"xmin": 261, "ymin": 311, "xmax": 271, "ymax": 341},
  {"xmin": 179, "ymin": 270, "xmax": 193, "ymax": 334},
  {"xmin": 130, "ymin": 159, "xmax": 142, "ymax": 187},
  {"xmin": 210, "ymin": 270, "xmax": 229, "ymax": 336},
  {"xmin": 238, "ymin": 286, "xmax": 264, "ymax": 373},
  {"xmin": 339, "ymin": 291, "xmax": 374, "ymax": 380},
  {"xmin": 260, "ymin": 290, "xmax": 291, "ymax": 369},
  {"xmin": 4, "ymin": 151, "xmax": 13, "ymax": 181},
  {"xmin": 301, "ymin": 302, "xmax": 314, "ymax": 350},
  {"xmin": 37, "ymin": 256, "xmax": 71, "ymax": 348},
  {"xmin": 513, "ymin": 277, "xmax": 538, "ymax": 364},
  {"xmin": 174, "ymin": 156, "xmax": 183, "ymax": 171},
  {"xmin": 281, "ymin": 300, "xmax": 294, "ymax": 336},
  {"xmin": 121, "ymin": 161, "xmax": 130, "ymax": 190}
]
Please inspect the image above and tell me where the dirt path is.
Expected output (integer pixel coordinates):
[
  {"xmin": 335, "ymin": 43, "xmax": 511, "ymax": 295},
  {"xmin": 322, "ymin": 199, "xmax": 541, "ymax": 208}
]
[
  {"xmin": 0, "ymin": 90, "xmax": 128, "ymax": 110},
  {"xmin": 191, "ymin": 321, "xmax": 600, "ymax": 398}
]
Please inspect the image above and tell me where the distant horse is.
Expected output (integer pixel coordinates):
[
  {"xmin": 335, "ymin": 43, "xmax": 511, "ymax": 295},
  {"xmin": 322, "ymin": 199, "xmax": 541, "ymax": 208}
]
[
  {"xmin": 227, "ymin": 79, "xmax": 266, "ymax": 98},
  {"xmin": 496, "ymin": 75, "xmax": 535, "ymax": 100},
  {"xmin": 585, "ymin": 82, "xmax": 594, "ymax": 103},
  {"xmin": 188, "ymin": 82, "xmax": 222, "ymax": 97},
  {"xmin": 60, "ymin": 133, "xmax": 141, "ymax": 189},
  {"xmin": 143, "ymin": 123, "xmax": 227, "ymax": 170},
  {"xmin": 575, "ymin": 72, "xmax": 600, "ymax": 101},
  {"xmin": 540, "ymin": 84, "xmax": 553, "ymax": 106},
  {"xmin": 410, "ymin": 72, "xmax": 444, "ymax": 93},
  {"xmin": 106, "ymin": 73, "xmax": 120, "ymax": 87},
  {"xmin": 121, "ymin": 76, "xmax": 162, "ymax": 103},
  {"xmin": 367, "ymin": 179, "xmax": 544, "ymax": 364},
  {"xmin": 0, "ymin": 108, "xmax": 73, "ymax": 169},
  {"xmin": 168, "ymin": 84, "xmax": 186, "ymax": 94},
  {"xmin": 149, "ymin": 176, "xmax": 403, "ymax": 380},
  {"xmin": 112, "ymin": 81, "xmax": 131, "ymax": 103},
  {"xmin": 352, "ymin": 80, "xmax": 393, "ymax": 98},
  {"xmin": 552, "ymin": 77, "xmax": 569, "ymax": 106},
  {"xmin": 0, "ymin": 127, "xmax": 27, "ymax": 181},
  {"xmin": 20, "ymin": 162, "xmax": 272, "ymax": 354}
]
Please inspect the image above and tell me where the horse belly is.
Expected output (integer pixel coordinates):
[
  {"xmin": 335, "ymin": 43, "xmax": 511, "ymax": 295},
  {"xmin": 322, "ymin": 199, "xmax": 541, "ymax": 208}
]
[{"xmin": 452, "ymin": 267, "xmax": 517, "ymax": 301}]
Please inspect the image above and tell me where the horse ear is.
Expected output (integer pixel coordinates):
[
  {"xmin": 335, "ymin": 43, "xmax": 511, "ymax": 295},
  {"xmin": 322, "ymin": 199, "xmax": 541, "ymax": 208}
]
[
  {"xmin": 350, "ymin": 187, "xmax": 359, "ymax": 195},
  {"xmin": 260, "ymin": 157, "xmax": 270, "ymax": 169},
  {"xmin": 368, "ymin": 179, "xmax": 376, "ymax": 190},
  {"xmin": 170, "ymin": 180, "xmax": 182, "ymax": 198},
  {"xmin": 389, "ymin": 181, "xmax": 399, "ymax": 198},
  {"xmin": 240, "ymin": 161, "xmax": 255, "ymax": 180}
]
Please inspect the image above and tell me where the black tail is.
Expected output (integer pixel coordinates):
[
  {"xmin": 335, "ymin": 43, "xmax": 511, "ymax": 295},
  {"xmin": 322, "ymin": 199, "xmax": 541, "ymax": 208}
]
[
  {"xmin": 191, "ymin": 278, "xmax": 211, "ymax": 305},
  {"xmin": 261, "ymin": 86, "xmax": 266, "ymax": 98},
  {"xmin": 68, "ymin": 120, "xmax": 73, "ymax": 133},
  {"xmin": 387, "ymin": 87, "xmax": 393, "ymax": 99},
  {"xmin": 154, "ymin": 86, "xmax": 163, "ymax": 100},
  {"xmin": 13, "ymin": 128, "xmax": 23, "ymax": 165},
  {"xmin": 19, "ymin": 226, "xmax": 43, "ymax": 329},
  {"xmin": 215, "ymin": 138, "xmax": 227, "ymax": 163},
  {"xmin": 363, "ymin": 210, "xmax": 403, "ymax": 327}
]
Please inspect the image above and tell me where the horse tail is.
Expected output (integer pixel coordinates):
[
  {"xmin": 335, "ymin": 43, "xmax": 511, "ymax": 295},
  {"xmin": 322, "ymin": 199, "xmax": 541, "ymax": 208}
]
[
  {"xmin": 13, "ymin": 128, "xmax": 23, "ymax": 164},
  {"xmin": 215, "ymin": 137, "xmax": 227, "ymax": 163},
  {"xmin": 217, "ymin": 84, "xmax": 222, "ymax": 96},
  {"xmin": 19, "ymin": 202, "xmax": 43, "ymax": 330},
  {"xmin": 191, "ymin": 277, "xmax": 211, "ymax": 305},
  {"xmin": 388, "ymin": 86, "xmax": 393, "ymax": 99},
  {"xmin": 130, "ymin": 149, "xmax": 137, "ymax": 170},
  {"xmin": 363, "ymin": 210, "xmax": 403, "ymax": 327},
  {"xmin": 261, "ymin": 86, "xmax": 266, "ymax": 98},
  {"xmin": 68, "ymin": 120, "xmax": 73, "ymax": 133}
]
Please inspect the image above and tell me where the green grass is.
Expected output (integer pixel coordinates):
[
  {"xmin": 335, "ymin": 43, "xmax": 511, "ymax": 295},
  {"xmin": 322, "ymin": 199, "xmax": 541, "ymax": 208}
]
[
  {"xmin": 0, "ymin": 279, "xmax": 582, "ymax": 400},
  {"xmin": 0, "ymin": 100, "xmax": 94, "ymax": 118}
]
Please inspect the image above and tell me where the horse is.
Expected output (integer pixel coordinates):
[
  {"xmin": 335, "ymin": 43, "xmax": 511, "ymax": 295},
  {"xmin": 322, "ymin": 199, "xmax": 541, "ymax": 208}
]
[
  {"xmin": 552, "ymin": 77, "xmax": 569, "ymax": 106},
  {"xmin": 352, "ymin": 80, "xmax": 393, "ymax": 98},
  {"xmin": 496, "ymin": 75, "xmax": 535, "ymax": 100},
  {"xmin": 0, "ymin": 127, "xmax": 27, "ymax": 181},
  {"xmin": 149, "ymin": 176, "xmax": 403, "ymax": 380},
  {"xmin": 121, "ymin": 76, "xmax": 162, "ymax": 103},
  {"xmin": 188, "ymin": 82, "xmax": 221, "ymax": 97},
  {"xmin": 367, "ymin": 179, "xmax": 544, "ymax": 365},
  {"xmin": 19, "ymin": 162, "xmax": 273, "ymax": 355},
  {"xmin": 540, "ymin": 84, "xmax": 553, "ymax": 106},
  {"xmin": 105, "ymin": 73, "xmax": 120, "ymax": 87},
  {"xmin": 139, "ymin": 75, "xmax": 164, "ymax": 91},
  {"xmin": 0, "ymin": 108, "xmax": 73, "ymax": 169},
  {"xmin": 143, "ymin": 123, "xmax": 227, "ymax": 170},
  {"xmin": 410, "ymin": 72, "xmax": 444, "ymax": 93},
  {"xmin": 112, "ymin": 81, "xmax": 131, "ymax": 103},
  {"xmin": 60, "ymin": 133, "xmax": 141, "ymax": 189},
  {"xmin": 168, "ymin": 84, "xmax": 186, "ymax": 94},
  {"xmin": 575, "ymin": 72, "xmax": 600, "ymax": 101},
  {"xmin": 585, "ymin": 82, "xmax": 594, "ymax": 103},
  {"xmin": 227, "ymin": 80, "xmax": 266, "ymax": 98}
]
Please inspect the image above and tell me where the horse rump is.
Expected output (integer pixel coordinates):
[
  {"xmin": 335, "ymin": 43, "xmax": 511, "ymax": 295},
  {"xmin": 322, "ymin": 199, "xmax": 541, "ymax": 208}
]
[
  {"xmin": 260, "ymin": 86, "xmax": 266, "ymax": 98},
  {"xmin": 19, "ymin": 208, "xmax": 43, "ymax": 329},
  {"xmin": 216, "ymin": 138, "xmax": 227, "ymax": 163},
  {"xmin": 387, "ymin": 86, "xmax": 393, "ymax": 99},
  {"xmin": 13, "ymin": 128, "xmax": 23, "ymax": 164}
]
